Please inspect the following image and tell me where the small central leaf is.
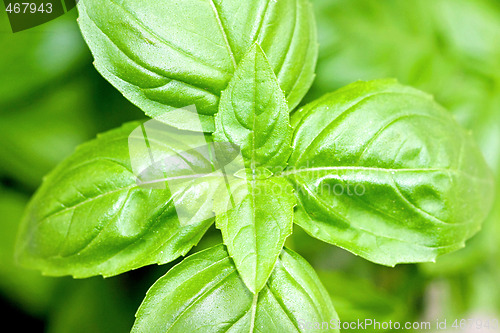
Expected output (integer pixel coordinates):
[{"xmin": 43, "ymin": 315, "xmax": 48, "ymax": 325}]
[
  {"xmin": 215, "ymin": 178, "xmax": 296, "ymax": 294},
  {"xmin": 214, "ymin": 44, "xmax": 293, "ymax": 172}
]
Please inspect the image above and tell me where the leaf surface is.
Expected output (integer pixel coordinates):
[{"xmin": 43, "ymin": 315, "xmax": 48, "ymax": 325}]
[
  {"xmin": 287, "ymin": 79, "xmax": 495, "ymax": 266},
  {"xmin": 214, "ymin": 44, "xmax": 293, "ymax": 170},
  {"xmin": 15, "ymin": 122, "xmax": 224, "ymax": 277},
  {"xmin": 132, "ymin": 245, "xmax": 337, "ymax": 333},
  {"xmin": 77, "ymin": 0, "xmax": 318, "ymax": 131}
]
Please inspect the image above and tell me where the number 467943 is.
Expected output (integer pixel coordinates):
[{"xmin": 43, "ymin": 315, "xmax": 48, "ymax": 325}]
[{"xmin": 5, "ymin": 2, "xmax": 53, "ymax": 14}]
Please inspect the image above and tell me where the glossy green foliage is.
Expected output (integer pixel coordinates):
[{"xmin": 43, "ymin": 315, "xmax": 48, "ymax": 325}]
[
  {"xmin": 132, "ymin": 245, "xmax": 337, "ymax": 333},
  {"xmin": 16, "ymin": 122, "xmax": 215, "ymax": 278},
  {"xmin": 287, "ymin": 79, "xmax": 495, "ymax": 266},
  {"xmin": 77, "ymin": 0, "xmax": 318, "ymax": 132},
  {"xmin": 309, "ymin": 0, "xmax": 500, "ymax": 318},
  {"xmin": 214, "ymin": 45, "xmax": 293, "ymax": 170},
  {"xmin": 11, "ymin": 0, "xmax": 498, "ymax": 329}
]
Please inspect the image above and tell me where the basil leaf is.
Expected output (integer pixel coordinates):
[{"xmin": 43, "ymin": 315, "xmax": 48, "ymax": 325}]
[
  {"xmin": 214, "ymin": 44, "xmax": 293, "ymax": 170},
  {"xmin": 77, "ymin": 0, "xmax": 317, "ymax": 132},
  {"xmin": 133, "ymin": 245, "xmax": 337, "ymax": 333},
  {"xmin": 287, "ymin": 79, "xmax": 495, "ymax": 266},
  {"xmin": 215, "ymin": 178, "xmax": 295, "ymax": 294},
  {"xmin": 15, "ymin": 122, "xmax": 217, "ymax": 278}
]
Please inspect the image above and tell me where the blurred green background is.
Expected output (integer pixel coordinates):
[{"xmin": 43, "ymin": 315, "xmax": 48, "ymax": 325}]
[{"xmin": 0, "ymin": 0, "xmax": 498, "ymax": 332}]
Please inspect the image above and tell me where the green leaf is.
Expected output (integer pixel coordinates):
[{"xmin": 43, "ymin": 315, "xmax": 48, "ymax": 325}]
[
  {"xmin": 215, "ymin": 178, "xmax": 296, "ymax": 293},
  {"xmin": 214, "ymin": 44, "xmax": 293, "ymax": 171},
  {"xmin": 287, "ymin": 79, "xmax": 495, "ymax": 266},
  {"xmin": 77, "ymin": 0, "xmax": 318, "ymax": 132},
  {"xmin": 15, "ymin": 122, "xmax": 219, "ymax": 278},
  {"xmin": 133, "ymin": 245, "xmax": 337, "ymax": 333}
]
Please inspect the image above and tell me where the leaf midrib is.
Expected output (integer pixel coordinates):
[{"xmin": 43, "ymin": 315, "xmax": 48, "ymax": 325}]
[
  {"xmin": 281, "ymin": 166, "xmax": 491, "ymax": 183},
  {"xmin": 208, "ymin": 0, "xmax": 237, "ymax": 69}
]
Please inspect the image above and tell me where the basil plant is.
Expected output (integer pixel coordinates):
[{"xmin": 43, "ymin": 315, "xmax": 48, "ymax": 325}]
[{"xmin": 16, "ymin": 0, "xmax": 494, "ymax": 331}]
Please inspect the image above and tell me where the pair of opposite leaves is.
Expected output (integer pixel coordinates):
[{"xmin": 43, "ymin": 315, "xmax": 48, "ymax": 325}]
[{"xmin": 16, "ymin": 0, "xmax": 494, "ymax": 331}]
